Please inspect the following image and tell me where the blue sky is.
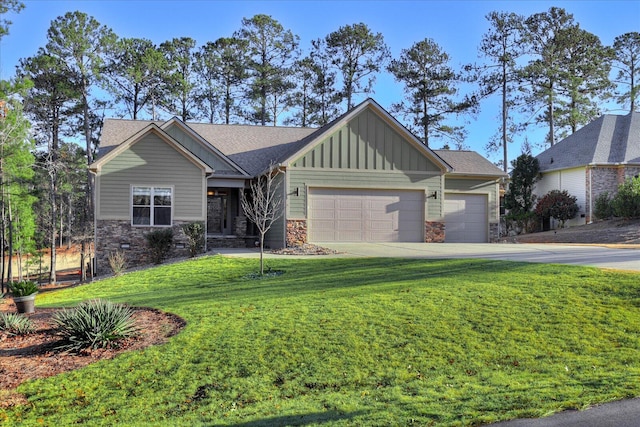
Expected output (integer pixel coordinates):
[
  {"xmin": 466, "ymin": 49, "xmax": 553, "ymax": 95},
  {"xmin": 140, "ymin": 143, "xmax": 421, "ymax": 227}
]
[{"xmin": 1, "ymin": 0, "xmax": 638, "ymax": 165}]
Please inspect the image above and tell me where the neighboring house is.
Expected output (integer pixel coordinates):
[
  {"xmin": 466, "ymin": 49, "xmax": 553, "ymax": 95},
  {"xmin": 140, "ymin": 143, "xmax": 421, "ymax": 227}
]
[
  {"xmin": 90, "ymin": 98, "xmax": 506, "ymax": 272},
  {"xmin": 534, "ymin": 111, "xmax": 640, "ymax": 228}
]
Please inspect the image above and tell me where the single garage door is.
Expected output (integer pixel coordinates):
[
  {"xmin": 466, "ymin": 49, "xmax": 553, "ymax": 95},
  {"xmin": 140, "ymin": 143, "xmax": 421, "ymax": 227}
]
[
  {"xmin": 308, "ymin": 188, "xmax": 424, "ymax": 242},
  {"xmin": 444, "ymin": 194, "xmax": 488, "ymax": 243}
]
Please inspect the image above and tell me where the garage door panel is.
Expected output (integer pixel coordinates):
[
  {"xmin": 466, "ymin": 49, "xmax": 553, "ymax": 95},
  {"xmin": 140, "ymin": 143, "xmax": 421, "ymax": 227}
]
[
  {"xmin": 309, "ymin": 188, "xmax": 424, "ymax": 243},
  {"xmin": 444, "ymin": 194, "xmax": 488, "ymax": 243}
]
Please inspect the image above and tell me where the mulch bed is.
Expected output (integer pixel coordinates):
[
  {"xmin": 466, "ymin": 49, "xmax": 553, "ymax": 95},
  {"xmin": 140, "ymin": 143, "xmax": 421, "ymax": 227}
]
[{"xmin": 0, "ymin": 292, "xmax": 186, "ymax": 407}]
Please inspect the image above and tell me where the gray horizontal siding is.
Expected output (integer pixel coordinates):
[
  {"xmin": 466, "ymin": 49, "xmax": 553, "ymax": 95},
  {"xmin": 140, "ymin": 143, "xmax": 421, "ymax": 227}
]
[
  {"xmin": 97, "ymin": 134, "xmax": 205, "ymax": 221},
  {"xmin": 264, "ymin": 173, "xmax": 287, "ymax": 249},
  {"xmin": 444, "ymin": 178, "xmax": 500, "ymax": 221},
  {"xmin": 291, "ymin": 109, "xmax": 440, "ymax": 173},
  {"xmin": 287, "ymin": 168, "xmax": 442, "ymax": 220}
]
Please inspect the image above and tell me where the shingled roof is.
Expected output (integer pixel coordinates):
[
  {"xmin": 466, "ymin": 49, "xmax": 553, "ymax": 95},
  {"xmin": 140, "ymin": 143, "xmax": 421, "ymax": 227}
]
[
  {"xmin": 433, "ymin": 150, "xmax": 507, "ymax": 177},
  {"xmin": 97, "ymin": 99, "xmax": 500, "ymax": 178},
  {"xmin": 99, "ymin": 119, "xmax": 317, "ymax": 176},
  {"xmin": 536, "ymin": 111, "xmax": 640, "ymax": 172}
]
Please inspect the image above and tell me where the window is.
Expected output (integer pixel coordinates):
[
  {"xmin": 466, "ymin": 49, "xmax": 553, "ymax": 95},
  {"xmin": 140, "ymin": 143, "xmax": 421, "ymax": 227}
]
[{"xmin": 132, "ymin": 186, "xmax": 172, "ymax": 226}]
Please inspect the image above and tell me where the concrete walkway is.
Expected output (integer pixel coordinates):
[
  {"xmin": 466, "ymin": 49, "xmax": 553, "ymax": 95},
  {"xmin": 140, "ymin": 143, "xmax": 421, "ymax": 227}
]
[{"xmin": 214, "ymin": 242, "xmax": 640, "ymax": 272}]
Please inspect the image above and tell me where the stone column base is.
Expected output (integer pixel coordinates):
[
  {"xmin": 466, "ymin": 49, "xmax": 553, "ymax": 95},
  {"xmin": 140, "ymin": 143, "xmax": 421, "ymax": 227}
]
[
  {"xmin": 425, "ymin": 221, "xmax": 445, "ymax": 243},
  {"xmin": 286, "ymin": 220, "xmax": 307, "ymax": 247}
]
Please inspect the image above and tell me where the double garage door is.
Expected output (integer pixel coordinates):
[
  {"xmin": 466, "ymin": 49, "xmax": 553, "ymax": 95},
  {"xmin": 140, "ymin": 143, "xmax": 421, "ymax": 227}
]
[
  {"xmin": 444, "ymin": 194, "xmax": 488, "ymax": 243},
  {"xmin": 308, "ymin": 188, "xmax": 424, "ymax": 242}
]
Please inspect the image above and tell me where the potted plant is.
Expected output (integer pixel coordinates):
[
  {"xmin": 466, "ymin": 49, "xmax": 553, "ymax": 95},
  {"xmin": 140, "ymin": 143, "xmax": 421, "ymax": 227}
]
[{"xmin": 10, "ymin": 280, "xmax": 39, "ymax": 314}]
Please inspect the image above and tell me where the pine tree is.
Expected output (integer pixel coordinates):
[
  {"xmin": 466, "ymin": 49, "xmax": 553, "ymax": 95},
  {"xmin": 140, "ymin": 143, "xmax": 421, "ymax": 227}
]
[
  {"xmin": 236, "ymin": 15, "xmax": 299, "ymax": 126},
  {"xmin": 325, "ymin": 23, "xmax": 390, "ymax": 111},
  {"xmin": 612, "ymin": 32, "xmax": 640, "ymax": 112},
  {"xmin": 478, "ymin": 11, "xmax": 526, "ymax": 171},
  {"xmin": 388, "ymin": 38, "xmax": 475, "ymax": 147}
]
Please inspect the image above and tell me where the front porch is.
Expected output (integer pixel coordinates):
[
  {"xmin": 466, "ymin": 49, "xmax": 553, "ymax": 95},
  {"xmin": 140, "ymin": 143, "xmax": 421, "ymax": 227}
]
[{"xmin": 206, "ymin": 185, "xmax": 256, "ymax": 249}]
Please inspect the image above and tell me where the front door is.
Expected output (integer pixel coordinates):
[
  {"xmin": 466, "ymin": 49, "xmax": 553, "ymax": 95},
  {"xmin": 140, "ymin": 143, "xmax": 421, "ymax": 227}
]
[{"xmin": 207, "ymin": 190, "xmax": 230, "ymax": 234}]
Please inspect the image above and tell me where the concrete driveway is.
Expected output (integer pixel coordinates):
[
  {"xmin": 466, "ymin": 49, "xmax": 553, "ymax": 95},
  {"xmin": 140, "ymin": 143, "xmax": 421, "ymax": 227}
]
[
  {"xmin": 215, "ymin": 242, "xmax": 640, "ymax": 271},
  {"xmin": 316, "ymin": 242, "xmax": 640, "ymax": 272}
]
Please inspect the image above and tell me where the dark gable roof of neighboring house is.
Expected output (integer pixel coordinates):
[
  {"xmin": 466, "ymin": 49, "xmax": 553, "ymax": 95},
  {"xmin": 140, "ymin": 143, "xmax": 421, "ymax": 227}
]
[
  {"xmin": 536, "ymin": 111, "xmax": 640, "ymax": 172},
  {"xmin": 433, "ymin": 150, "xmax": 507, "ymax": 177}
]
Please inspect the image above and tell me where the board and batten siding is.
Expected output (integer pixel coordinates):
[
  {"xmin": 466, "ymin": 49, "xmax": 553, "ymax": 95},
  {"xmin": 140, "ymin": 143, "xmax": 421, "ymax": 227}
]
[
  {"xmin": 164, "ymin": 125, "xmax": 237, "ymax": 172},
  {"xmin": 291, "ymin": 108, "xmax": 442, "ymax": 173},
  {"xmin": 444, "ymin": 177, "xmax": 501, "ymax": 221},
  {"xmin": 287, "ymin": 107, "xmax": 444, "ymax": 223},
  {"xmin": 287, "ymin": 169, "xmax": 442, "ymax": 220},
  {"xmin": 96, "ymin": 134, "xmax": 206, "ymax": 221}
]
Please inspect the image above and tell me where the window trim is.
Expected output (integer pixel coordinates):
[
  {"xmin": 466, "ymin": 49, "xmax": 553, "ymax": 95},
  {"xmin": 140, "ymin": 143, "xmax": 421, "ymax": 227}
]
[{"xmin": 131, "ymin": 185, "xmax": 174, "ymax": 227}]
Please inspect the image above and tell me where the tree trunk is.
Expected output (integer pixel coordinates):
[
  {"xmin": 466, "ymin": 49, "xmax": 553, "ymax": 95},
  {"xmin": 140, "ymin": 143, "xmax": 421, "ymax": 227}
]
[
  {"xmin": 49, "ymin": 174, "xmax": 57, "ymax": 285},
  {"xmin": 80, "ymin": 240, "xmax": 86, "ymax": 283},
  {"xmin": 7, "ymin": 193, "xmax": 13, "ymax": 284},
  {"xmin": 259, "ymin": 232, "xmax": 265, "ymax": 276},
  {"xmin": 67, "ymin": 198, "xmax": 72, "ymax": 249},
  {"xmin": 502, "ymin": 63, "xmax": 508, "ymax": 172},
  {"xmin": 0, "ymin": 176, "xmax": 5, "ymax": 294},
  {"xmin": 59, "ymin": 200, "xmax": 64, "ymax": 247}
]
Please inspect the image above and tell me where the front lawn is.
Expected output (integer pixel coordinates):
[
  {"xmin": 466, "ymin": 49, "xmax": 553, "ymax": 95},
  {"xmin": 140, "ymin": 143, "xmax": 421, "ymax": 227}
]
[{"xmin": 2, "ymin": 256, "xmax": 639, "ymax": 426}]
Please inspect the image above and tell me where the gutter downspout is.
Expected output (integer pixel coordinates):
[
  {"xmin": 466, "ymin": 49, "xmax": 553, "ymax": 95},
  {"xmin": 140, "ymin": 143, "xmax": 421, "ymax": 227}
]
[{"xmin": 587, "ymin": 166, "xmax": 593, "ymax": 224}]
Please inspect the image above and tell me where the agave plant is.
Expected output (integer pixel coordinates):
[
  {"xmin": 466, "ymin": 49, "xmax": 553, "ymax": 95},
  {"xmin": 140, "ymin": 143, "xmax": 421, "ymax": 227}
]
[
  {"xmin": 53, "ymin": 299, "xmax": 138, "ymax": 352},
  {"xmin": 0, "ymin": 312, "xmax": 35, "ymax": 335}
]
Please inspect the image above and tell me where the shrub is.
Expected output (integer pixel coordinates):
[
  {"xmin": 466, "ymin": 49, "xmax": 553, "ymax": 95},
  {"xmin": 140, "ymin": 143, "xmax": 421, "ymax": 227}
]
[
  {"xmin": 53, "ymin": 299, "xmax": 138, "ymax": 353},
  {"xmin": 534, "ymin": 190, "xmax": 579, "ymax": 228},
  {"xmin": 108, "ymin": 250, "xmax": 128, "ymax": 276},
  {"xmin": 0, "ymin": 312, "xmax": 35, "ymax": 335},
  {"xmin": 145, "ymin": 228, "xmax": 174, "ymax": 264},
  {"xmin": 594, "ymin": 192, "xmax": 614, "ymax": 220},
  {"xmin": 182, "ymin": 222, "xmax": 205, "ymax": 257},
  {"xmin": 505, "ymin": 211, "xmax": 539, "ymax": 234},
  {"xmin": 9, "ymin": 280, "xmax": 39, "ymax": 297},
  {"xmin": 611, "ymin": 176, "xmax": 640, "ymax": 218}
]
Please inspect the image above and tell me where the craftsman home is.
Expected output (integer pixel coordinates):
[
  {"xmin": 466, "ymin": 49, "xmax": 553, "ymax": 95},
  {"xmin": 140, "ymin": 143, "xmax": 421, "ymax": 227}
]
[{"xmin": 90, "ymin": 99, "xmax": 506, "ymax": 272}]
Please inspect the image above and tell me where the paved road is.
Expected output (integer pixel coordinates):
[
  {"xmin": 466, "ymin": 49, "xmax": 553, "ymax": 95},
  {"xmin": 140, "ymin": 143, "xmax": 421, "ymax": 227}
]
[
  {"xmin": 215, "ymin": 242, "xmax": 640, "ymax": 426},
  {"xmin": 491, "ymin": 397, "xmax": 640, "ymax": 427}
]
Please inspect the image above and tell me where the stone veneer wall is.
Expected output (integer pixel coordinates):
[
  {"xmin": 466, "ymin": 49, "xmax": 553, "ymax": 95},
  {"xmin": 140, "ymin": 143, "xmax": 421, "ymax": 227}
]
[
  {"xmin": 425, "ymin": 221, "xmax": 445, "ymax": 243},
  {"xmin": 286, "ymin": 220, "xmax": 307, "ymax": 247},
  {"xmin": 233, "ymin": 216, "xmax": 247, "ymax": 238},
  {"xmin": 489, "ymin": 222, "xmax": 500, "ymax": 242},
  {"xmin": 95, "ymin": 220, "xmax": 195, "ymax": 274}
]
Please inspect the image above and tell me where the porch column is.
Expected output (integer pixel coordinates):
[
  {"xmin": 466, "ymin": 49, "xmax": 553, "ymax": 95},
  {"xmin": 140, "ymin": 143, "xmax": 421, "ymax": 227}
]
[{"xmin": 234, "ymin": 188, "xmax": 247, "ymax": 237}]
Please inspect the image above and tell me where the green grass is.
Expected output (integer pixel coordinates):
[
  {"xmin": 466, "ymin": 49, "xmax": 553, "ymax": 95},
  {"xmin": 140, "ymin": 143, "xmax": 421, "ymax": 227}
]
[{"xmin": 2, "ymin": 256, "xmax": 639, "ymax": 426}]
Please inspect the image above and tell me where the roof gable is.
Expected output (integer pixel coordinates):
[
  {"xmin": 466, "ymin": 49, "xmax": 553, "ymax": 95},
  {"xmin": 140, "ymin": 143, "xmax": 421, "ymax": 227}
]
[
  {"xmin": 285, "ymin": 99, "xmax": 451, "ymax": 173},
  {"xmin": 536, "ymin": 112, "xmax": 640, "ymax": 172},
  {"xmin": 91, "ymin": 124, "xmax": 212, "ymax": 173},
  {"xmin": 161, "ymin": 118, "xmax": 249, "ymax": 176}
]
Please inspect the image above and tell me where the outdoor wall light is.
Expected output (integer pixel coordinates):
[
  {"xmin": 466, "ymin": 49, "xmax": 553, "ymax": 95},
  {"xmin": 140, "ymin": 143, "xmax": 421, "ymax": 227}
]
[
  {"xmin": 427, "ymin": 191, "xmax": 438, "ymax": 199},
  {"xmin": 295, "ymin": 187, "xmax": 300, "ymax": 196}
]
